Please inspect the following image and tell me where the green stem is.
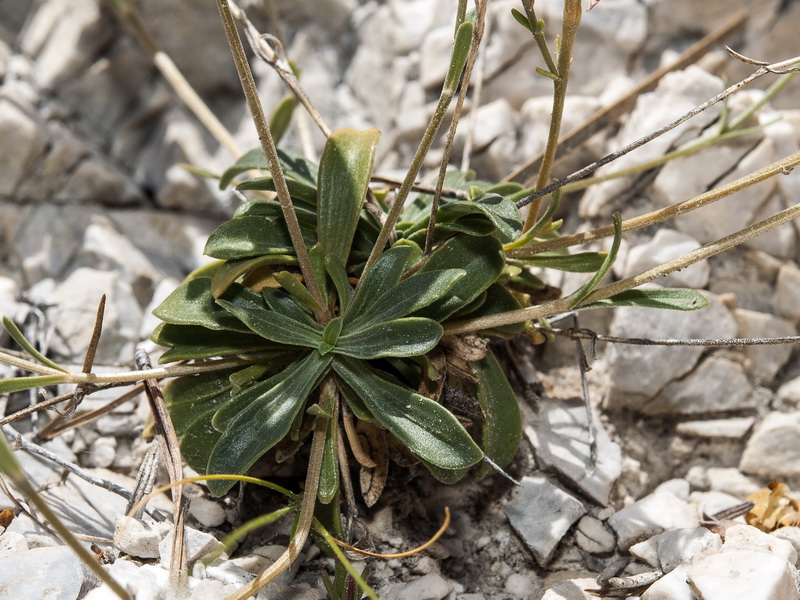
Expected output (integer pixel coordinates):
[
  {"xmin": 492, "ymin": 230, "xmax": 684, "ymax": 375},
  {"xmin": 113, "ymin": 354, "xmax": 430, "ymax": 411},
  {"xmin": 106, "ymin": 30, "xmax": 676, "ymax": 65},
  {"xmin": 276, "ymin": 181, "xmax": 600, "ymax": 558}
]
[
  {"xmin": 216, "ymin": 0, "xmax": 327, "ymax": 319},
  {"xmin": 523, "ymin": 0, "xmax": 581, "ymax": 230},
  {"xmin": 523, "ymin": 2, "xmax": 557, "ymax": 75}
]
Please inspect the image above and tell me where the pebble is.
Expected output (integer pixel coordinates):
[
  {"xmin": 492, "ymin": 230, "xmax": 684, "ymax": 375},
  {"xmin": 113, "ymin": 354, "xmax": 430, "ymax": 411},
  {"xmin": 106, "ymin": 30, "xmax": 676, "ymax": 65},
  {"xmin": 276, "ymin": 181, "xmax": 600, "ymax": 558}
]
[
  {"xmin": 0, "ymin": 545, "xmax": 85, "ymax": 600},
  {"xmin": 538, "ymin": 577, "xmax": 598, "ymax": 600},
  {"xmin": 641, "ymin": 563, "xmax": 693, "ymax": 600},
  {"xmin": 740, "ymin": 411, "xmax": 800, "ymax": 477},
  {"xmin": 381, "ymin": 572, "xmax": 452, "ymax": 600},
  {"xmin": 607, "ymin": 490, "xmax": 697, "ymax": 549},
  {"xmin": 505, "ymin": 475, "xmax": 586, "ymax": 566},
  {"xmin": 630, "ymin": 528, "xmax": 721, "ymax": 572},
  {"xmin": 705, "ymin": 467, "xmax": 761, "ymax": 498},
  {"xmin": 526, "ymin": 397, "xmax": 622, "ymax": 506},
  {"xmin": 0, "ymin": 97, "xmax": 48, "ymax": 197},
  {"xmin": 504, "ymin": 572, "xmax": 536, "ymax": 596},
  {"xmin": 734, "ymin": 308, "xmax": 797, "ymax": 384},
  {"xmin": 775, "ymin": 376, "xmax": 800, "ymax": 411},
  {"xmin": 88, "ymin": 435, "xmax": 117, "ymax": 468},
  {"xmin": 189, "ymin": 496, "xmax": 228, "ymax": 528},
  {"xmin": 575, "ymin": 516, "xmax": 616, "ymax": 555},
  {"xmin": 675, "ymin": 417, "xmax": 755, "ymax": 439},
  {"xmin": 689, "ymin": 549, "xmax": 799, "ymax": 600},
  {"xmin": 159, "ymin": 525, "xmax": 226, "ymax": 567},
  {"xmin": 114, "ymin": 515, "xmax": 171, "ymax": 559},
  {"xmin": 771, "ymin": 528, "xmax": 800, "ymax": 566}
]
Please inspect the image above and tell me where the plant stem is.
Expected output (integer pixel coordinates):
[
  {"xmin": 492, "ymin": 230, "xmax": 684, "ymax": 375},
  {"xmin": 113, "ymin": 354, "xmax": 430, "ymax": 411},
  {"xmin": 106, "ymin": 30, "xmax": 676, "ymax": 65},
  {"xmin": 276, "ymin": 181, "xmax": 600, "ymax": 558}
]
[
  {"xmin": 515, "ymin": 54, "xmax": 800, "ymax": 210},
  {"xmin": 424, "ymin": 1, "xmax": 488, "ymax": 256},
  {"xmin": 216, "ymin": 0, "xmax": 327, "ymax": 318},
  {"xmin": 224, "ymin": 377, "xmax": 336, "ymax": 600},
  {"xmin": 509, "ymin": 150, "xmax": 800, "ymax": 256},
  {"xmin": 524, "ymin": 0, "xmax": 581, "ymax": 231},
  {"xmin": 523, "ymin": 2, "xmax": 557, "ymax": 75},
  {"xmin": 446, "ymin": 197, "xmax": 800, "ymax": 334}
]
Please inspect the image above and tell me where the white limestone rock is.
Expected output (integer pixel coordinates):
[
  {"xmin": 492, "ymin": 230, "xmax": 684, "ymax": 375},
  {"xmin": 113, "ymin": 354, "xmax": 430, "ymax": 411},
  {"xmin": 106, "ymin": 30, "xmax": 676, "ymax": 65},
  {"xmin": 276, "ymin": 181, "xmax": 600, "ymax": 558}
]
[
  {"xmin": 604, "ymin": 293, "xmax": 738, "ymax": 411},
  {"xmin": 0, "ymin": 545, "xmax": 85, "ymax": 600},
  {"xmin": 581, "ymin": 67, "xmax": 724, "ymax": 217},
  {"xmin": 575, "ymin": 516, "xmax": 616, "ymax": 555},
  {"xmin": 526, "ymin": 397, "xmax": 621, "ymax": 506},
  {"xmin": 114, "ymin": 515, "xmax": 171, "ymax": 559},
  {"xmin": 644, "ymin": 356, "xmax": 755, "ymax": 415},
  {"xmin": 631, "ymin": 528, "xmax": 722, "ymax": 573},
  {"xmin": 740, "ymin": 411, "xmax": 800, "ymax": 477},
  {"xmin": 189, "ymin": 496, "xmax": 228, "ymax": 529},
  {"xmin": 776, "ymin": 262, "xmax": 800, "ymax": 323},
  {"xmin": 159, "ymin": 525, "xmax": 225, "ymax": 567},
  {"xmin": 623, "ymin": 229, "xmax": 709, "ymax": 288},
  {"xmin": 505, "ymin": 475, "xmax": 586, "ymax": 565},
  {"xmin": 641, "ymin": 563, "xmax": 693, "ymax": 600},
  {"xmin": 0, "ymin": 97, "xmax": 48, "ymax": 197},
  {"xmin": 381, "ymin": 573, "xmax": 452, "ymax": 600},
  {"xmin": 705, "ymin": 467, "xmax": 761, "ymax": 499},
  {"xmin": 607, "ymin": 490, "xmax": 697, "ymax": 549},
  {"xmin": 676, "ymin": 417, "xmax": 756, "ymax": 439},
  {"xmin": 775, "ymin": 376, "xmax": 800, "ymax": 411},
  {"xmin": 734, "ymin": 308, "xmax": 796, "ymax": 385}
]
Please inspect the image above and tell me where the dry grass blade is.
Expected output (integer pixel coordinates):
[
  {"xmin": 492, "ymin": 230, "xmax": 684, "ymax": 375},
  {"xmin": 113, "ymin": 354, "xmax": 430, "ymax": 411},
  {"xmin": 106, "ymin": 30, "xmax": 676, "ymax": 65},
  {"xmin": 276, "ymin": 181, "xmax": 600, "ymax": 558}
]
[
  {"xmin": 135, "ymin": 349, "xmax": 187, "ymax": 585},
  {"xmin": 503, "ymin": 11, "xmax": 748, "ymax": 184}
]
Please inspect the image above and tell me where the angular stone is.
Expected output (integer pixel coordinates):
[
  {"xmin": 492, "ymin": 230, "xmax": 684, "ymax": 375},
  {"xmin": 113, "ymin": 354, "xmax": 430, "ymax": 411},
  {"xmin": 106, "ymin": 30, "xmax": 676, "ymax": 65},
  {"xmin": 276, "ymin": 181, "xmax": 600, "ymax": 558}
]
[
  {"xmin": 539, "ymin": 577, "xmax": 599, "ymax": 600},
  {"xmin": 608, "ymin": 491, "xmax": 697, "ymax": 549},
  {"xmin": 643, "ymin": 356, "xmax": 755, "ymax": 415},
  {"xmin": 724, "ymin": 525, "xmax": 797, "ymax": 564},
  {"xmin": 775, "ymin": 376, "xmax": 800, "ymax": 411},
  {"xmin": 688, "ymin": 550, "xmax": 799, "ymax": 600},
  {"xmin": 382, "ymin": 573, "xmax": 452, "ymax": 600},
  {"xmin": 0, "ymin": 98, "xmax": 48, "ymax": 197},
  {"xmin": 54, "ymin": 156, "xmax": 143, "ymax": 206},
  {"xmin": 115, "ymin": 515, "xmax": 171, "ymax": 559},
  {"xmin": 189, "ymin": 497, "xmax": 227, "ymax": 529},
  {"xmin": 741, "ymin": 412, "xmax": 800, "ymax": 477},
  {"xmin": 159, "ymin": 525, "xmax": 225, "ymax": 567},
  {"xmin": 776, "ymin": 262, "xmax": 800, "ymax": 323},
  {"xmin": 604, "ymin": 293, "xmax": 737, "ymax": 411},
  {"xmin": 0, "ymin": 545, "xmax": 84, "ymax": 600},
  {"xmin": 641, "ymin": 563, "xmax": 694, "ymax": 600},
  {"xmin": 505, "ymin": 475, "xmax": 586, "ymax": 565},
  {"xmin": 734, "ymin": 308, "xmax": 796, "ymax": 384},
  {"xmin": 642, "ymin": 528, "xmax": 722, "ymax": 573},
  {"xmin": 675, "ymin": 418, "xmax": 755, "ymax": 439},
  {"xmin": 771, "ymin": 528, "xmax": 800, "ymax": 567},
  {"xmin": 575, "ymin": 516, "xmax": 616, "ymax": 555},
  {"xmin": 705, "ymin": 468, "xmax": 761, "ymax": 498},
  {"xmin": 526, "ymin": 397, "xmax": 621, "ymax": 506},
  {"xmin": 623, "ymin": 229, "xmax": 709, "ymax": 288}
]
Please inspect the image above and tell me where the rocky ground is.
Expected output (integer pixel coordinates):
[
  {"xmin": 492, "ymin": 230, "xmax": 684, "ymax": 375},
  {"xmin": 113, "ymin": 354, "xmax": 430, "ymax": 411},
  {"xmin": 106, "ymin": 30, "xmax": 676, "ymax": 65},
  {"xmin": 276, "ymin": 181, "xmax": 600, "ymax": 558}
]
[{"xmin": 2, "ymin": 0, "xmax": 800, "ymax": 599}]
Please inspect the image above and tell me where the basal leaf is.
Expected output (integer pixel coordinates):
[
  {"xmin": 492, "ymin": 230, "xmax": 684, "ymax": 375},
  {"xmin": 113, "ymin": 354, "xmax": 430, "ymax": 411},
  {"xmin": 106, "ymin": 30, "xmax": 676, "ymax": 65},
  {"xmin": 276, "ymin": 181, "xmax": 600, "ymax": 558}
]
[
  {"xmin": 348, "ymin": 269, "xmax": 465, "ymax": 329},
  {"xmin": 164, "ymin": 369, "xmax": 237, "ymax": 435},
  {"xmin": 236, "ymin": 176, "xmax": 318, "ymax": 206},
  {"xmin": 458, "ymin": 283, "xmax": 525, "ymax": 337},
  {"xmin": 345, "ymin": 244, "xmax": 417, "ymax": 323},
  {"xmin": 151, "ymin": 322, "xmax": 284, "ymax": 363},
  {"xmin": 217, "ymin": 297, "xmax": 322, "ymax": 348},
  {"xmin": 269, "ymin": 95, "xmax": 296, "ymax": 146},
  {"xmin": 219, "ymin": 148, "xmax": 317, "ymax": 190},
  {"xmin": 2, "ymin": 316, "xmax": 67, "ymax": 373},
  {"xmin": 580, "ymin": 288, "xmax": 709, "ymax": 311},
  {"xmin": 272, "ymin": 271, "xmax": 322, "ymax": 315},
  {"xmin": 206, "ymin": 351, "xmax": 331, "ymax": 496},
  {"xmin": 568, "ymin": 212, "xmax": 621, "ymax": 307},
  {"xmin": 261, "ymin": 286, "xmax": 317, "ymax": 327},
  {"xmin": 415, "ymin": 234, "xmax": 506, "ymax": 321},
  {"xmin": 472, "ymin": 352, "xmax": 521, "ymax": 478},
  {"xmin": 152, "ymin": 278, "xmax": 251, "ymax": 333},
  {"xmin": 179, "ymin": 411, "xmax": 223, "ymax": 478},
  {"xmin": 0, "ymin": 375, "xmax": 67, "ymax": 394},
  {"xmin": 336, "ymin": 318, "xmax": 443, "ymax": 359},
  {"xmin": 204, "ymin": 216, "xmax": 312, "ymax": 260},
  {"xmin": 209, "ymin": 255, "xmax": 298, "ymax": 299},
  {"xmin": 319, "ymin": 317, "xmax": 344, "ymax": 356},
  {"xmin": 436, "ymin": 193, "xmax": 522, "ymax": 243},
  {"xmin": 318, "ymin": 420, "xmax": 339, "ymax": 504},
  {"xmin": 332, "ymin": 357, "xmax": 483, "ymax": 471},
  {"xmin": 317, "ymin": 128, "xmax": 381, "ymax": 264}
]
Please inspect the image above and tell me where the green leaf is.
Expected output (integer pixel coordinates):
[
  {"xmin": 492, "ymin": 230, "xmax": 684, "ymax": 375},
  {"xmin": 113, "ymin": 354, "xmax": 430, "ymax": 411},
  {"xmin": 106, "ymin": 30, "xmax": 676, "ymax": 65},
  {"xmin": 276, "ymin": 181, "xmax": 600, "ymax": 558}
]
[
  {"xmin": 272, "ymin": 271, "xmax": 323, "ymax": 315},
  {"xmin": 319, "ymin": 317, "xmax": 344, "ymax": 356},
  {"xmin": 219, "ymin": 148, "xmax": 318, "ymax": 190},
  {"xmin": 236, "ymin": 176, "xmax": 318, "ymax": 206},
  {"xmin": 179, "ymin": 411, "xmax": 223, "ymax": 478},
  {"xmin": 332, "ymin": 357, "xmax": 483, "ymax": 470},
  {"xmin": 164, "ymin": 370, "xmax": 237, "ymax": 435},
  {"xmin": 580, "ymin": 288, "xmax": 709, "ymax": 311},
  {"xmin": 473, "ymin": 352, "xmax": 521, "ymax": 478},
  {"xmin": 349, "ymin": 269, "xmax": 465, "ymax": 329},
  {"xmin": 209, "ymin": 255, "xmax": 298, "ymax": 299},
  {"xmin": 420, "ymin": 460, "xmax": 470, "ymax": 484},
  {"xmin": 317, "ymin": 128, "xmax": 381, "ymax": 264},
  {"xmin": 151, "ymin": 323, "xmax": 284, "ymax": 363},
  {"xmin": 345, "ymin": 244, "xmax": 417, "ymax": 322},
  {"xmin": 521, "ymin": 251, "xmax": 608, "ymax": 273},
  {"xmin": 318, "ymin": 422, "xmax": 339, "ymax": 504},
  {"xmin": 568, "ymin": 212, "xmax": 622, "ymax": 307},
  {"xmin": 336, "ymin": 318, "xmax": 443, "ymax": 359},
  {"xmin": 217, "ymin": 296, "xmax": 322, "ymax": 348},
  {"xmin": 261, "ymin": 286, "xmax": 317, "ymax": 326},
  {"xmin": 152, "ymin": 278, "xmax": 251, "ymax": 333},
  {"xmin": 269, "ymin": 95, "xmax": 296, "ymax": 146},
  {"xmin": 234, "ymin": 196, "xmax": 315, "ymax": 220},
  {"xmin": 0, "ymin": 375, "xmax": 66, "ymax": 394},
  {"xmin": 325, "ymin": 255, "xmax": 352, "ymax": 312},
  {"xmin": 445, "ymin": 21, "xmax": 473, "ymax": 91},
  {"xmin": 204, "ymin": 216, "xmax": 311, "ymax": 260},
  {"xmin": 510, "ymin": 7, "xmax": 534, "ymax": 32},
  {"xmin": 415, "ymin": 235, "xmax": 506, "ymax": 321},
  {"xmin": 2, "ymin": 316, "xmax": 67, "ymax": 373},
  {"xmin": 207, "ymin": 352, "xmax": 331, "ymax": 496},
  {"xmin": 436, "ymin": 193, "xmax": 522, "ymax": 243}
]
